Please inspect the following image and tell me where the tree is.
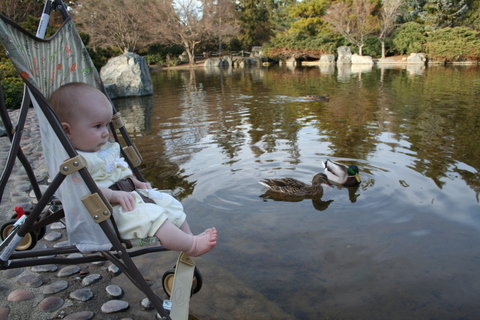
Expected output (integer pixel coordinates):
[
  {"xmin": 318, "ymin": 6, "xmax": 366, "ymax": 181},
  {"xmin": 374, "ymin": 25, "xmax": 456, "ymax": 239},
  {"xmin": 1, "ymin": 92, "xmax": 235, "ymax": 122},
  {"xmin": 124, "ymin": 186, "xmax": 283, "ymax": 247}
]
[
  {"xmin": 237, "ymin": 0, "xmax": 274, "ymax": 49},
  {"xmin": 203, "ymin": 0, "xmax": 239, "ymax": 55},
  {"xmin": 288, "ymin": 0, "xmax": 332, "ymax": 37},
  {"xmin": 378, "ymin": 0, "xmax": 404, "ymax": 58},
  {"xmin": 422, "ymin": 0, "xmax": 469, "ymax": 29},
  {"xmin": 0, "ymin": 0, "xmax": 43, "ymax": 24},
  {"xmin": 73, "ymin": 0, "xmax": 152, "ymax": 53},
  {"xmin": 145, "ymin": 0, "xmax": 232, "ymax": 64},
  {"xmin": 391, "ymin": 21, "xmax": 425, "ymax": 54},
  {"xmin": 323, "ymin": 0, "xmax": 379, "ymax": 55}
]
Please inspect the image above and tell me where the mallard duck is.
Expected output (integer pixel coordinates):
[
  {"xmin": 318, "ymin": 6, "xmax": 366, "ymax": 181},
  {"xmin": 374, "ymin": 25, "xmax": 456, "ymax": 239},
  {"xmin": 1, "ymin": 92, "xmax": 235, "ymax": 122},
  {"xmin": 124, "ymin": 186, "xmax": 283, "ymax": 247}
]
[
  {"xmin": 323, "ymin": 159, "xmax": 361, "ymax": 187},
  {"xmin": 304, "ymin": 94, "xmax": 330, "ymax": 101},
  {"xmin": 258, "ymin": 173, "xmax": 332, "ymax": 196}
]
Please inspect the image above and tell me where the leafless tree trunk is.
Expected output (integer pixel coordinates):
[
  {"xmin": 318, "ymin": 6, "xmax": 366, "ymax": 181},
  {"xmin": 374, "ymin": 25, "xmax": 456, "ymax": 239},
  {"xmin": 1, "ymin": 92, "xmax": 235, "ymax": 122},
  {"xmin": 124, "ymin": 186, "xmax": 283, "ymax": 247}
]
[
  {"xmin": 73, "ymin": 0, "xmax": 153, "ymax": 53},
  {"xmin": 0, "ymin": 0, "xmax": 43, "ymax": 23},
  {"xmin": 323, "ymin": 0, "xmax": 378, "ymax": 56},
  {"xmin": 379, "ymin": 0, "xmax": 404, "ymax": 58},
  {"xmin": 146, "ymin": 0, "xmax": 238, "ymax": 64}
]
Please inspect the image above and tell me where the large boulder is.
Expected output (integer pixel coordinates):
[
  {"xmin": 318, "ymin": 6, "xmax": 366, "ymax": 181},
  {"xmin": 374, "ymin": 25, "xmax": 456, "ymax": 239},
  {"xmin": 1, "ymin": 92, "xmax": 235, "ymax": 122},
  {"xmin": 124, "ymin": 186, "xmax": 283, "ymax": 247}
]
[
  {"xmin": 204, "ymin": 57, "xmax": 230, "ymax": 67},
  {"xmin": 0, "ymin": 119, "xmax": 6, "ymax": 137},
  {"xmin": 319, "ymin": 54, "xmax": 335, "ymax": 64},
  {"xmin": 351, "ymin": 54, "xmax": 374, "ymax": 64},
  {"xmin": 337, "ymin": 46, "xmax": 352, "ymax": 64},
  {"xmin": 407, "ymin": 53, "xmax": 427, "ymax": 64},
  {"xmin": 100, "ymin": 52, "xmax": 153, "ymax": 99}
]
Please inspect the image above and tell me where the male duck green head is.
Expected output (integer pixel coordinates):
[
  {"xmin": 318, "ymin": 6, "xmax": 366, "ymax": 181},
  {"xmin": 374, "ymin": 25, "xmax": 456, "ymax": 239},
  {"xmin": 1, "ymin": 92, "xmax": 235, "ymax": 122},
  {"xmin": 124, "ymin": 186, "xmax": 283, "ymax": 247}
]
[{"xmin": 323, "ymin": 159, "xmax": 361, "ymax": 187}]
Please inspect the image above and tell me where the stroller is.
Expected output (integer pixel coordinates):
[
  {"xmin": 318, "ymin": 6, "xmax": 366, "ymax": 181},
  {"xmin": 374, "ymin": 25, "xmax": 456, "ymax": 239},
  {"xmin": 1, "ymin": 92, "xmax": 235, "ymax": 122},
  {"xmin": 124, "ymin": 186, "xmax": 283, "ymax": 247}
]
[{"xmin": 0, "ymin": 1, "xmax": 202, "ymax": 319}]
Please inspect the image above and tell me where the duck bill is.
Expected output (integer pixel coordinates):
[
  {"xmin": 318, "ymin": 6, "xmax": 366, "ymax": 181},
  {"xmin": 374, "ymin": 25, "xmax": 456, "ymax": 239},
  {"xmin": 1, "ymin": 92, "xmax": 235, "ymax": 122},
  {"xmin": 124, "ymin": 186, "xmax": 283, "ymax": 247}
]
[
  {"xmin": 355, "ymin": 173, "xmax": 361, "ymax": 183},
  {"xmin": 324, "ymin": 180, "xmax": 334, "ymax": 188}
]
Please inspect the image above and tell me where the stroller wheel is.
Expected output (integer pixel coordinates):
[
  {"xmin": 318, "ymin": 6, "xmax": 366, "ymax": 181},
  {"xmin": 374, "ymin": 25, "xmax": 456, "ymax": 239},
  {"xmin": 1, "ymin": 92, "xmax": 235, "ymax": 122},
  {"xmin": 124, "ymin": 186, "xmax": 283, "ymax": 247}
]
[
  {"xmin": 162, "ymin": 266, "xmax": 203, "ymax": 298},
  {"xmin": 10, "ymin": 211, "xmax": 46, "ymax": 240},
  {"xmin": 1, "ymin": 220, "xmax": 38, "ymax": 251}
]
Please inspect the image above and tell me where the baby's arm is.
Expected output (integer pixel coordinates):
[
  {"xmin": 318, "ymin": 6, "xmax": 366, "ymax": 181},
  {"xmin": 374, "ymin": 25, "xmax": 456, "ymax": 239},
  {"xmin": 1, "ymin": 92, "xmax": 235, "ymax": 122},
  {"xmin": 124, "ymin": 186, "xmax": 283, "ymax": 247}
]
[
  {"xmin": 100, "ymin": 187, "xmax": 136, "ymax": 212},
  {"xmin": 131, "ymin": 176, "xmax": 152, "ymax": 190}
]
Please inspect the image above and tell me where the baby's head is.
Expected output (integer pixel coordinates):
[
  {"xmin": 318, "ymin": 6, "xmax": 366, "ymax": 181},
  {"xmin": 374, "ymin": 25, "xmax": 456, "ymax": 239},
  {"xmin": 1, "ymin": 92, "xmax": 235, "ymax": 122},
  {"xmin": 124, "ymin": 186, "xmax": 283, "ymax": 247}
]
[{"xmin": 50, "ymin": 82, "xmax": 113, "ymax": 152}]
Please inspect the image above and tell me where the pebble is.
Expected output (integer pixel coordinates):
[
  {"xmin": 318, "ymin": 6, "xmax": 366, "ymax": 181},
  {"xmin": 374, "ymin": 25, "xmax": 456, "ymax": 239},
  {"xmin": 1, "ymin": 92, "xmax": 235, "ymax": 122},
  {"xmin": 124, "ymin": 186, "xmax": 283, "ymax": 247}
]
[
  {"xmin": 7, "ymin": 289, "xmax": 34, "ymax": 302},
  {"xmin": 37, "ymin": 296, "xmax": 64, "ymax": 312},
  {"xmin": 57, "ymin": 265, "xmax": 81, "ymax": 277},
  {"xmin": 3, "ymin": 268, "xmax": 24, "ymax": 278},
  {"xmin": 105, "ymin": 284, "xmax": 123, "ymax": 298},
  {"xmin": 31, "ymin": 264, "xmax": 58, "ymax": 272},
  {"xmin": 50, "ymin": 222, "xmax": 66, "ymax": 230},
  {"xmin": 44, "ymin": 231, "xmax": 62, "ymax": 241},
  {"xmin": 54, "ymin": 240, "xmax": 71, "ymax": 248},
  {"xmin": 69, "ymin": 288, "xmax": 94, "ymax": 302},
  {"xmin": 0, "ymin": 307, "xmax": 9, "ymax": 320},
  {"xmin": 43, "ymin": 280, "xmax": 69, "ymax": 294},
  {"xmin": 140, "ymin": 297, "xmax": 154, "ymax": 310},
  {"xmin": 101, "ymin": 300, "xmax": 129, "ymax": 313},
  {"xmin": 81, "ymin": 273, "xmax": 102, "ymax": 286},
  {"xmin": 107, "ymin": 263, "xmax": 121, "ymax": 276},
  {"xmin": 64, "ymin": 311, "xmax": 95, "ymax": 320},
  {"xmin": 17, "ymin": 274, "xmax": 43, "ymax": 287}
]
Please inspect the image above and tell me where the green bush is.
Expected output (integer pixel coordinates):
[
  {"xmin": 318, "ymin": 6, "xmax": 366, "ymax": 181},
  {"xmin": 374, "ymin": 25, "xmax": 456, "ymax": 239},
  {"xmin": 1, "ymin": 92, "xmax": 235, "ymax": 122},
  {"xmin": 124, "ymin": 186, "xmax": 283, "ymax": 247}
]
[
  {"xmin": 392, "ymin": 22, "xmax": 426, "ymax": 55},
  {"xmin": 0, "ymin": 60, "xmax": 19, "ymax": 79},
  {"xmin": 425, "ymin": 27, "xmax": 480, "ymax": 62},
  {"xmin": 1, "ymin": 77, "xmax": 24, "ymax": 110},
  {"xmin": 362, "ymin": 36, "xmax": 381, "ymax": 58}
]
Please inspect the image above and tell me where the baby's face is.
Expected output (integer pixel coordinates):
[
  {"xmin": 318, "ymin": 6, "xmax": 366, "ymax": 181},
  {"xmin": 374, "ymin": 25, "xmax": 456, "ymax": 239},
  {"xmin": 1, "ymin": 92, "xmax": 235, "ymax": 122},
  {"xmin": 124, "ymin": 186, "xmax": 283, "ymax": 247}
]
[{"xmin": 66, "ymin": 91, "xmax": 113, "ymax": 152}]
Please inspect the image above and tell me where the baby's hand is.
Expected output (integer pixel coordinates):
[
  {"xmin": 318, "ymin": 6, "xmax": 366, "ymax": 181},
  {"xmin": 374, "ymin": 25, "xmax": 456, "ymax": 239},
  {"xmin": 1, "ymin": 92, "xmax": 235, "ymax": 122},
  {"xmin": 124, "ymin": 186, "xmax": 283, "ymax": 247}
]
[
  {"xmin": 110, "ymin": 191, "xmax": 136, "ymax": 212},
  {"xmin": 132, "ymin": 177, "xmax": 152, "ymax": 190},
  {"xmin": 136, "ymin": 181, "xmax": 152, "ymax": 189}
]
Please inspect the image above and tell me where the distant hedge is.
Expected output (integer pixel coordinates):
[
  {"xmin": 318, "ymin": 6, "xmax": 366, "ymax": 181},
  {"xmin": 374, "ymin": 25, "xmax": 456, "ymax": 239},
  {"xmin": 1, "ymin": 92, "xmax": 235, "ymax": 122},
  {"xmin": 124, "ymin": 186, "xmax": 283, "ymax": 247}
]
[{"xmin": 425, "ymin": 27, "xmax": 480, "ymax": 62}]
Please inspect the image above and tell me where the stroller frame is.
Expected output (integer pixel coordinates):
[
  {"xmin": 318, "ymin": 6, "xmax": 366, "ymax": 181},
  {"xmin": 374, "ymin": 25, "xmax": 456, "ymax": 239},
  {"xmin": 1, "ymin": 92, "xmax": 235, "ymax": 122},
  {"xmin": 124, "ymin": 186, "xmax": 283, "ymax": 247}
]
[{"xmin": 0, "ymin": 1, "xmax": 198, "ymax": 319}]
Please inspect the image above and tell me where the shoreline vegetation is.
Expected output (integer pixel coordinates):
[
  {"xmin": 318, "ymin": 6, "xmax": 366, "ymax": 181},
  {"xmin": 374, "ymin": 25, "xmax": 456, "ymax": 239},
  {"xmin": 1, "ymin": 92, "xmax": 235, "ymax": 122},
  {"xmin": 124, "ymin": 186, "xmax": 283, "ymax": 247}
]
[{"xmin": 157, "ymin": 55, "xmax": 480, "ymax": 70}]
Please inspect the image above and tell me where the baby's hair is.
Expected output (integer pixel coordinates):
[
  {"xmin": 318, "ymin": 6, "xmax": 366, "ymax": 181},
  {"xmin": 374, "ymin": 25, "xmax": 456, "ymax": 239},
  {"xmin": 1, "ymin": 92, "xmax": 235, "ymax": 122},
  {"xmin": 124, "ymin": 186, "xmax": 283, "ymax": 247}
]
[{"xmin": 50, "ymin": 82, "xmax": 101, "ymax": 122}]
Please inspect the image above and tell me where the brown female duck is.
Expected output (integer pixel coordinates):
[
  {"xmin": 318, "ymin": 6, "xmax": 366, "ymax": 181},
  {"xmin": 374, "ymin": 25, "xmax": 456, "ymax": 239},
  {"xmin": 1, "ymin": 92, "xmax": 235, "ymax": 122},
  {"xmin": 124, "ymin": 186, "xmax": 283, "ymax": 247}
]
[{"xmin": 258, "ymin": 173, "xmax": 332, "ymax": 196}]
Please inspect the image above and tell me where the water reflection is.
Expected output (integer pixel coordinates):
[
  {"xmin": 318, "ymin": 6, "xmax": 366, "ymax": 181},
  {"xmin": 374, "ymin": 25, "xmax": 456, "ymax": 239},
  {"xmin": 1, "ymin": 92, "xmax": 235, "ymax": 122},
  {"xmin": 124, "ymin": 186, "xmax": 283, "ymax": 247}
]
[{"xmin": 114, "ymin": 65, "xmax": 480, "ymax": 319}]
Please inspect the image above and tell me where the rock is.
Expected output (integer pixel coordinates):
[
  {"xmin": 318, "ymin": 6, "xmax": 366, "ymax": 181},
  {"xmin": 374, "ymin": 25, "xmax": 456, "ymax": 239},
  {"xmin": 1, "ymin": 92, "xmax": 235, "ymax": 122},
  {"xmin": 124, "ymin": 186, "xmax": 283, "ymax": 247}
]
[
  {"xmin": 64, "ymin": 311, "xmax": 95, "ymax": 320},
  {"xmin": 100, "ymin": 52, "xmax": 153, "ymax": 99},
  {"xmin": 43, "ymin": 231, "xmax": 62, "ymax": 241},
  {"xmin": 82, "ymin": 273, "xmax": 102, "ymax": 286},
  {"xmin": 7, "ymin": 289, "xmax": 34, "ymax": 302},
  {"xmin": 38, "ymin": 296, "xmax": 64, "ymax": 312},
  {"xmin": 319, "ymin": 54, "xmax": 335, "ymax": 64},
  {"xmin": 17, "ymin": 274, "xmax": 42, "ymax": 287},
  {"xmin": 43, "ymin": 280, "xmax": 69, "ymax": 294},
  {"xmin": 105, "ymin": 284, "xmax": 123, "ymax": 298},
  {"xmin": 70, "ymin": 288, "xmax": 94, "ymax": 302},
  {"xmin": 31, "ymin": 264, "xmax": 58, "ymax": 272},
  {"xmin": 351, "ymin": 54, "xmax": 374, "ymax": 65},
  {"xmin": 204, "ymin": 58, "xmax": 229, "ymax": 67},
  {"xmin": 3, "ymin": 268, "xmax": 24, "ymax": 278},
  {"xmin": 285, "ymin": 57, "xmax": 297, "ymax": 66},
  {"xmin": 107, "ymin": 263, "xmax": 121, "ymax": 276},
  {"xmin": 101, "ymin": 300, "xmax": 129, "ymax": 313},
  {"xmin": 0, "ymin": 119, "xmax": 6, "ymax": 137},
  {"xmin": 140, "ymin": 297, "xmax": 154, "ymax": 310},
  {"xmin": 50, "ymin": 222, "xmax": 66, "ymax": 230},
  {"xmin": 337, "ymin": 46, "xmax": 352, "ymax": 64},
  {"xmin": 407, "ymin": 52, "xmax": 427, "ymax": 64},
  {"xmin": 57, "ymin": 265, "xmax": 81, "ymax": 277},
  {"xmin": 0, "ymin": 307, "xmax": 10, "ymax": 320}
]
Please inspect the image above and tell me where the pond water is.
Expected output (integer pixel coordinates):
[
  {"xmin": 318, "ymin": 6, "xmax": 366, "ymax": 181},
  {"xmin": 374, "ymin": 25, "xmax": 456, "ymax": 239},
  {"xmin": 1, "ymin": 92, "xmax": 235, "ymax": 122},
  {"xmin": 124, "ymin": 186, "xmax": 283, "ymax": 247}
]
[{"xmin": 113, "ymin": 63, "xmax": 480, "ymax": 320}]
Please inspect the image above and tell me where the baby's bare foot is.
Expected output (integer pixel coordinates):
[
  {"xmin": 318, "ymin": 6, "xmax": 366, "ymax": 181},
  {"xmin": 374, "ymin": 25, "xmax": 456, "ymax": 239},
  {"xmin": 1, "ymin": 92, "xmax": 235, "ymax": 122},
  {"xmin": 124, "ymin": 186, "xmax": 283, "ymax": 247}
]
[{"xmin": 186, "ymin": 227, "xmax": 217, "ymax": 257}]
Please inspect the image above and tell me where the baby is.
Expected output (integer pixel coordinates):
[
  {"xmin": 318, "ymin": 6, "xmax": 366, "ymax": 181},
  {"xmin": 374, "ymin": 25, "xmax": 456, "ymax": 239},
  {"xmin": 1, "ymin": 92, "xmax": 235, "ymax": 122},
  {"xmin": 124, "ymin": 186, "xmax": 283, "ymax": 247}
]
[{"xmin": 50, "ymin": 82, "xmax": 217, "ymax": 257}]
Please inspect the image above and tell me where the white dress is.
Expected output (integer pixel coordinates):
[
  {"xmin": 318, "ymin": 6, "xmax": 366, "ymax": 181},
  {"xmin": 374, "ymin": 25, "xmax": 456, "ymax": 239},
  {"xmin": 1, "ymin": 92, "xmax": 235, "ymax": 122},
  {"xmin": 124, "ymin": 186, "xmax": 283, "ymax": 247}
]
[{"xmin": 78, "ymin": 142, "xmax": 186, "ymax": 239}]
